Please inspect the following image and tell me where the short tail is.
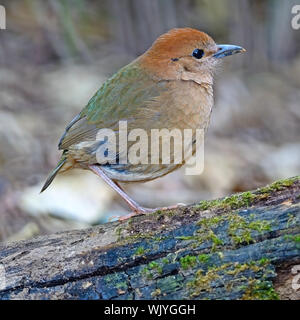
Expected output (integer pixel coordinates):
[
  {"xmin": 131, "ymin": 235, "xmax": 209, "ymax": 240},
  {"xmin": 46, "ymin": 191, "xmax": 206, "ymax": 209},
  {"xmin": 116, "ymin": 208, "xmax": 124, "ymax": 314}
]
[{"xmin": 40, "ymin": 155, "xmax": 67, "ymax": 193}]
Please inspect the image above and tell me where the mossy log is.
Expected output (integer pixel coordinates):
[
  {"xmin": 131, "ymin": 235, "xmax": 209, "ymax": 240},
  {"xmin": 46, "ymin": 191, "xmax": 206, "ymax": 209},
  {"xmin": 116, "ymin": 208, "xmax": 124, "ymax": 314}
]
[{"xmin": 0, "ymin": 177, "xmax": 299, "ymax": 300}]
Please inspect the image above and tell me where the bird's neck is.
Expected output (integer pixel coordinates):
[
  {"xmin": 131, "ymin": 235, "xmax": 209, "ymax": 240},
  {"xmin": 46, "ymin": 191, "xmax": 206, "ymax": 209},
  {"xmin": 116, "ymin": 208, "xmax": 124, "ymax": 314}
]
[
  {"xmin": 181, "ymin": 70, "xmax": 214, "ymax": 87},
  {"xmin": 137, "ymin": 55, "xmax": 214, "ymax": 87}
]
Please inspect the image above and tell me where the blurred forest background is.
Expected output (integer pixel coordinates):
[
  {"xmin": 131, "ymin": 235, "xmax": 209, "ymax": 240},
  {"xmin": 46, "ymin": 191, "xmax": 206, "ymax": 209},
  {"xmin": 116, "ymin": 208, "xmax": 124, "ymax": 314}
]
[{"xmin": 0, "ymin": 0, "xmax": 299, "ymax": 243}]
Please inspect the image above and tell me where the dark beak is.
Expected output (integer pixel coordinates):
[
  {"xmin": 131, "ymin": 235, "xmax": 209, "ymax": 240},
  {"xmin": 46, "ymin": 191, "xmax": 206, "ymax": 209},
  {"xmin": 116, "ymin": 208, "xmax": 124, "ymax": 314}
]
[{"xmin": 213, "ymin": 44, "xmax": 246, "ymax": 59}]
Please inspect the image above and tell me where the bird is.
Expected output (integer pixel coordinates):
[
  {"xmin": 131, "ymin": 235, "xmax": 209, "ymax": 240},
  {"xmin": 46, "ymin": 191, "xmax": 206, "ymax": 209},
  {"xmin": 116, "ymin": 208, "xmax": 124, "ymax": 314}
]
[{"xmin": 41, "ymin": 28, "xmax": 245, "ymax": 220}]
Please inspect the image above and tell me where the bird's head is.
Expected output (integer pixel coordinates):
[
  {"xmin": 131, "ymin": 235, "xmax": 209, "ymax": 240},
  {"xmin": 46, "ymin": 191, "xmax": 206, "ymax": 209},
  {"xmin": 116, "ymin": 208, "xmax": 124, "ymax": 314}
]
[{"xmin": 139, "ymin": 28, "xmax": 245, "ymax": 85}]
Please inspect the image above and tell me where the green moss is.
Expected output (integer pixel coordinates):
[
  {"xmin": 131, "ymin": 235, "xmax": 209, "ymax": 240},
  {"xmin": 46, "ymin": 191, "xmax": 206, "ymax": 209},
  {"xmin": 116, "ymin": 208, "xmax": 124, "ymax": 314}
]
[
  {"xmin": 175, "ymin": 235, "xmax": 196, "ymax": 241},
  {"xmin": 187, "ymin": 263, "xmax": 231, "ymax": 296},
  {"xmin": 188, "ymin": 259, "xmax": 275, "ymax": 298},
  {"xmin": 195, "ymin": 177, "xmax": 299, "ymax": 214},
  {"xmin": 195, "ymin": 191, "xmax": 258, "ymax": 212},
  {"xmin": 198, "ymin": 254, "xmax": 211, "ymax": 264},
  {"xmin": 226, "ymin": 259, "xmax": 270, "ymax": 277},
  {"xmin": 258, "ymin": 258, "xmax": 270, "ymax": 266},
  {"xmin": 115, "ymin": 281, "xmax": 128, "ymax": 290},
  {"xmin": 242, "ymin": 279, "xmax": 279, "ymax": 300},
  {"xmin": 141, "ymin": 261, "xmax": 164, "ymax": 280},
  {"xmin": 227, "ymin": 213, "xmax": 271, "ymax": 245},
  {"xmin": 294, "ymin": 235, "xmax": 300, "ymax": 243},
  {"xmin": 151, "ymin": 288, "xmax": 161, "ymax": 297},
  {"xmin": 178, "ymin": 230, "xmax": 223, "ymax": 252},
  {"xmin": 141, "ymin": 267, "xmax": 153, "ymax": 280},
  {"xmin": 134, "ymin": 246, "xmax": 147, "ymax": 256},
  {"xmin": 195, "ymin": 216, "xmax": 224, "ymax": 251},
  {"xmin": 259, "ymin": 177, "xmax": 298, "ymax": 194},
  {"xmin": 180, "ymin": 255, "xmax": 197, "ymax": 270},
  {"xmin": 149, "ymin": 261, "xmax": 163, "ymax": 273},
  {"xmin": 188, "ymin": 269, "xmax": 218, "ymax": 295},
  {"xmin": 183, "ymin": 208, "xmax": 270, "ymax": 250},
  {"xmin": 102, "ymin": 273, "xmax": 128, "ymax": 292},
  {"xmin": 197, "ymin": 215, "xmax": 223, "ymax": 228},
  {"xmin": 248, "ymin": 220, "xmax": 271, "ymax": 232},
  {"xmin": 209, "ymin": 231, "xmax": 224, "ymax": 250},
  {"xmin": 196, "ymin": 210, "xmax": 271, "ymax": 247},
  {"xmin": 241, "ymin": 191, "xmax": 256, "ymax": 206},
  {"xmin": 195, "ymin": 199, "xmax": 221, "ymax": 211},
  {"xmin": 141, "ymin": 261, "xmax": 163, "ymax": 279},
  {"xmin": 226, "ymin": 263, "xmax": 250, "ymax": 276},
  {"xmin": 120, "ymin": 232, "xmax": 154, "ymax": 245}
]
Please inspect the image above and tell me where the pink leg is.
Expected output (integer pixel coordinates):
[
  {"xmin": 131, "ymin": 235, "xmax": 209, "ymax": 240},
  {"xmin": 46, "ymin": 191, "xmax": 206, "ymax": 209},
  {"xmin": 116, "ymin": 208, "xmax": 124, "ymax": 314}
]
[
  {"xmin": 89, "ymin": 165, "xmax": 154, "ymax": 218},
  {"xmin": 89, "ymin": 165, "xmax": 186, "ymax": 221},
  {"xmin": 110, "ymin": 178, "xmax": 184, "ymax": 213}
]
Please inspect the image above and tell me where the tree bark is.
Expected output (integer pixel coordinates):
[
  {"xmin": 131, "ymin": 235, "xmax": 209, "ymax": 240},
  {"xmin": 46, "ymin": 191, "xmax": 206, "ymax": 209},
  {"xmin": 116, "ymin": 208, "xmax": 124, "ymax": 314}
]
[{"xmin": 0, "ymin": 177, "xmax": 299, "ymax": 300}]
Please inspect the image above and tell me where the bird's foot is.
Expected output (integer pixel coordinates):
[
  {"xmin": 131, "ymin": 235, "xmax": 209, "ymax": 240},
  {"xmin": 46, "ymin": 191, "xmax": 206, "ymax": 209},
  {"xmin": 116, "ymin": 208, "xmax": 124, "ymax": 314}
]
[
  {"xmin": 118, "ymin": 203, "xmax": 186, "ymax": 221},
  {"xmin": 118, "ymin": 206, "xmax": 155, "ymax": 221},
  {"xmin": 118, "ymin": 212, "xmax": 142, "ymax": 221}
]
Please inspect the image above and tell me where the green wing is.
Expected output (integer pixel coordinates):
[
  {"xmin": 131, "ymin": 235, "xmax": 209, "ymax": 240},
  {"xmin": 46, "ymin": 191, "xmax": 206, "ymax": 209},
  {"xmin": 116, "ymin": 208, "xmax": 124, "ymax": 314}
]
[{"xmin": 58, "ymin": 62, "xmax": 165, "ymax": 150}]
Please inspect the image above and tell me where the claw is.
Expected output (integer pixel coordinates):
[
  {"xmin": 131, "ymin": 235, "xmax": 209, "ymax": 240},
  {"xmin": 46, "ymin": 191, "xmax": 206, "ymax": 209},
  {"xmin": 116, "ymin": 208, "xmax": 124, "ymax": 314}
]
[
  {"xmin": 118, "ymin": 203, "xmax": 186, "ymax": 221},
  {"xmin": 118, "ymin": 212, "xmax": 141, "ymax": 221}
]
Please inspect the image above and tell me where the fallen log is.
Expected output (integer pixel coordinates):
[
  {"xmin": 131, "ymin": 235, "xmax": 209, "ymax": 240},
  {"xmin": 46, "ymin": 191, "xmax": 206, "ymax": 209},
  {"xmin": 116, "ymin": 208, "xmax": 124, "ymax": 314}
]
[{"xmin": 0, "ymin": 176, "xmax": 299, "ymax": 300}]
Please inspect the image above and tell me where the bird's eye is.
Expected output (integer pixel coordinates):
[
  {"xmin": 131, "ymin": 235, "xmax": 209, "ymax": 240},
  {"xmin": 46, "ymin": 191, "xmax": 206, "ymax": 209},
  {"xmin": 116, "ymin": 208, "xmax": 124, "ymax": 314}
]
[{"xmin": 192, "ymin": 49, "xmax": 204, "ymax": 59}]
